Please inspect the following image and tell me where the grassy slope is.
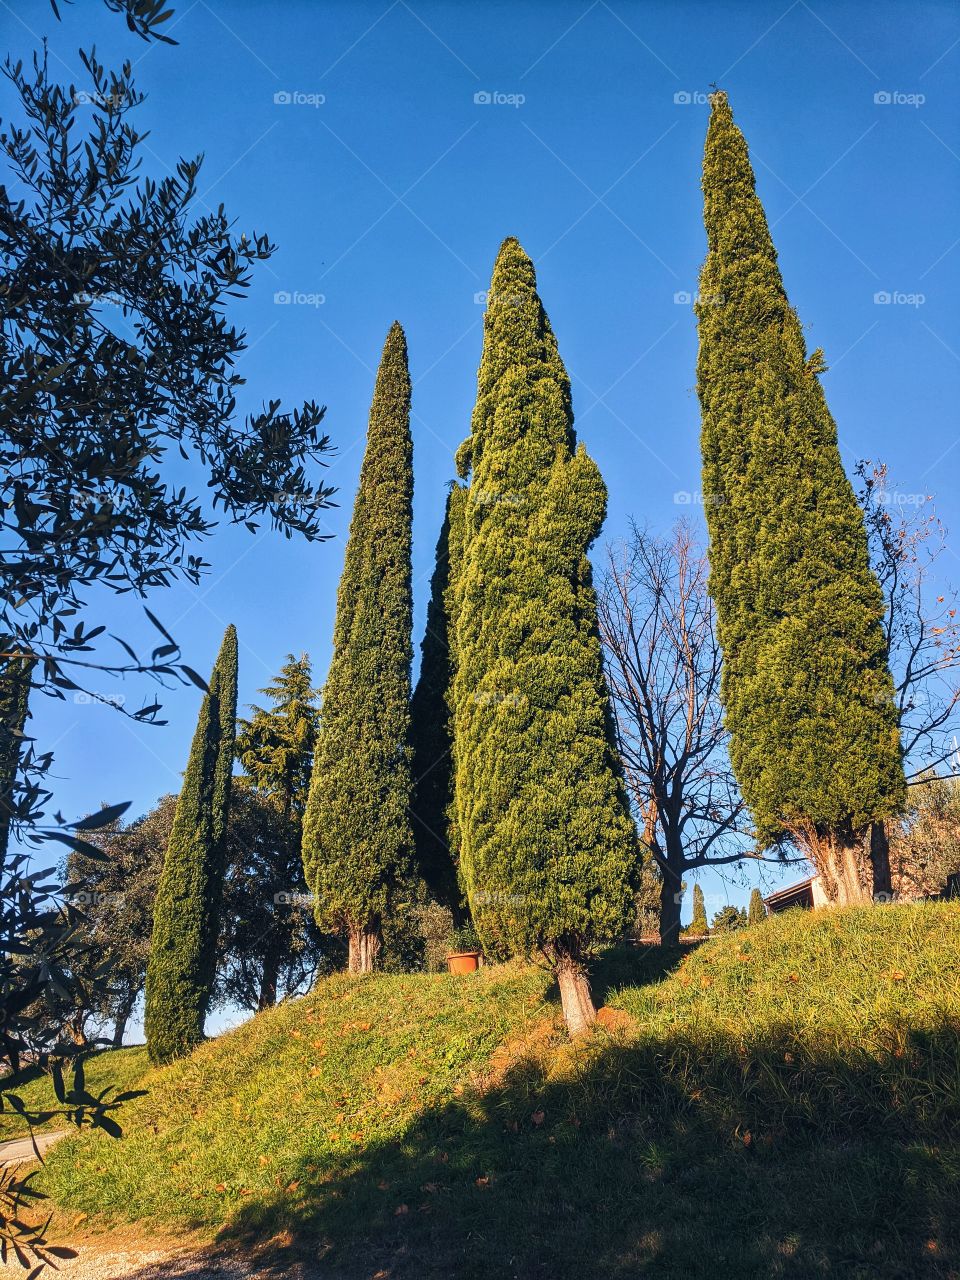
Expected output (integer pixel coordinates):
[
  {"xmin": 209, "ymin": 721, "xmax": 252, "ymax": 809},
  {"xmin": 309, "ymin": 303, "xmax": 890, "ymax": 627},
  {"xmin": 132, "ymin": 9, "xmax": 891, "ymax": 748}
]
[
  {"xmin": 0, "ymin": 1047, "xmax": 149, "ymax": 1140},
  {"xmin": 41, "ymin": 905, "xmax": 960, "ymax": 1279}
]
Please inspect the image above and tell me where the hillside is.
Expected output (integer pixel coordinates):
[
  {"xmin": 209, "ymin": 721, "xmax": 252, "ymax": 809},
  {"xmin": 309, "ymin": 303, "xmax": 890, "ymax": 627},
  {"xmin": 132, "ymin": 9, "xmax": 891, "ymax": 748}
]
[{"xmin": 39, "ymin": 904, "xmax": 960, "ymax": 1278}]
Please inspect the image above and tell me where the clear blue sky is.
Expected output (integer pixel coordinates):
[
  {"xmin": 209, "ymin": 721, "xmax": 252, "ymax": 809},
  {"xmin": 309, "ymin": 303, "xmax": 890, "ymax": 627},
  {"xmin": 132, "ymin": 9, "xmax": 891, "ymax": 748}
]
[{"xmin": 5, "ymin": 1, "xmax": 959, "ymax": 951}]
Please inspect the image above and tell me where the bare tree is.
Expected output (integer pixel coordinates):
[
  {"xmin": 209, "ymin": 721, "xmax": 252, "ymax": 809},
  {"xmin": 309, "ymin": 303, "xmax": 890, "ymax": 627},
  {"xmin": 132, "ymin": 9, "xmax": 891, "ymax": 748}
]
[
  {"xmin": 856, "ymin": 463, "xmax": 960, "ymax": 892},
  {"xmin": 598, "ymin": 521, "xmax": 790, "ymax": 944}
]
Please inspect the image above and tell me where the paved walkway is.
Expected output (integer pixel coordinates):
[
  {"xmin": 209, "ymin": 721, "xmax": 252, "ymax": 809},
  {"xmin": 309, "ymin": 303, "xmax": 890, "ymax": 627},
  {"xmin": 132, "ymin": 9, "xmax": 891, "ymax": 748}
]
[{"xmin": 0, "ymin": 1129, "xmax": 69, "ymax": 1166}]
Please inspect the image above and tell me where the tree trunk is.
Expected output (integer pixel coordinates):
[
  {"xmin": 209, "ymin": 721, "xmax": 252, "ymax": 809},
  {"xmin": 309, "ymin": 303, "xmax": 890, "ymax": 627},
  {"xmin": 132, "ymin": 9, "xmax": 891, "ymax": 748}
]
[
  {"xmin": 112, "ymin": 996, "xmax": 135, "ymax": 1049},
  {"xmin": 551, "ymin": 948, "xmax": 596, "ymax": 1037},
  {"xmin": 868, "ymin": 821, "xmax": 893, "ymax": 902},
  {"xmin": 347, "ymin": 920, "xmax": 382, "ymax": 974},
  {"xmin": 805, "ymin": 827, "xmax": 872, "ymax": 904},
  {"xmin": 658, "ymin": 863, "xmax": 683, "ymax": 946},
  {"xmin": 257, "ymin": 949, "xmax": 280, "ymax": 1010}
]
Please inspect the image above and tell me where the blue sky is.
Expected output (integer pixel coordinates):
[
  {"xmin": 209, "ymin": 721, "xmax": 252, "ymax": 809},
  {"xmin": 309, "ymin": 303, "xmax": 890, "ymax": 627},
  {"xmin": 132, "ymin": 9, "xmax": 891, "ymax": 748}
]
[{"xmin": 5, "ymin": 0, "xmax": 959, "ymax": 958}]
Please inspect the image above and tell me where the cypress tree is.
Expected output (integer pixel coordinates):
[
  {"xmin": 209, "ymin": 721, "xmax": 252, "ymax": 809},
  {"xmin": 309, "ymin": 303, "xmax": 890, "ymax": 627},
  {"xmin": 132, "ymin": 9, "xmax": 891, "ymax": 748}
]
[
  {"xmin": 409, "ymin": 485, "xmax": 467, "ymax": 918},
  {"xmin": 696, "ymin": 93, "xmax": 905, "ymax": 902},
  {"xmin": 688, "ymin": 883, "xmax": 709, "ymax": 937},
  {"xmin": 145, "ymin": 623, "xmax": 237, "ymax": 1064},
  {"xmin": 748, "ymin": 886, "xmax": 766, "ymax": 925},
  {"xmin": 452, "ymin": 238, "xmax": 637, "ymax": 1036},
  {"xmin": 302, "ymin": 323, "xmax": 415, "ymax": 973}
]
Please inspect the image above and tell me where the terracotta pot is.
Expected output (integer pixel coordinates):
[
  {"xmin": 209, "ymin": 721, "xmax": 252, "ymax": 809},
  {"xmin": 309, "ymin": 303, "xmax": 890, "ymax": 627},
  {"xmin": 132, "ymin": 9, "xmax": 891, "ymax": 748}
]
[{"xmin": 445, "ymin": 950, "xmax": 481, "ymax": 975}]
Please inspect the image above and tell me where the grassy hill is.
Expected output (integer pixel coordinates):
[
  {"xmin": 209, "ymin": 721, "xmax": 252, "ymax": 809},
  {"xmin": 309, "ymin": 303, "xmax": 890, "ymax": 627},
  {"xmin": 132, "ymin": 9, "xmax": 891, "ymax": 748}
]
[{"xmin": 35, "ymin": 904, "xmax": 960, "ymax": 1278}]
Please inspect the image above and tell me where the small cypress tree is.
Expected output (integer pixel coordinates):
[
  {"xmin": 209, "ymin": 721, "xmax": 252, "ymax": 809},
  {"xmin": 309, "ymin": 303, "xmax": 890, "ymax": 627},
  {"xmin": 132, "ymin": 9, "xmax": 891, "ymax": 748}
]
[
  {"xmin": 409, "ymin": 485, "xmax": 467, "ymax": 918},
  {"xmin": 452, "ymin": 238, "xmax": 637, "ymax": 1035},
  {"xmin": 302, "ymin": 323, "xmax": 415, "ymax": 973},
  {"xmin": 687, "ymin": 883, "xmax": 709, "ymax": 937},
  {"xmin": 145, "ymin": 624, "xmax": 237, "ymax": 1064},
  {"xmin": 748, "ymin": 887, "xmax": 766, "ymax": 925},
  {"xmin": 234, "ymin": 654, "xmax": 321, "ymax": 1008},
  {"xmin": 696, "ymin": 92, "xmax": 905, "ymax": 902}
]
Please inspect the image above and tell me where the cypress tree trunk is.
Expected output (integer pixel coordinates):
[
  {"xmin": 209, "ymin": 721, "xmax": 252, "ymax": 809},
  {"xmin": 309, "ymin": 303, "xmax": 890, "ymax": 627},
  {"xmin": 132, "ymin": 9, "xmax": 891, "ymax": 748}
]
[
  {"xmin": 551, "ymin": 946, "xmax": 596, "ymax": 1037},
  {"xmin": 347, "ymin": 918, "xmax": 382, "ymax": 974},
  {"xmin": 696, "ymin": 92, "xmax": 905, "ymax": 902},
  {"xmin": 302, "ymin": 324, "xmax": 415, "ymax": 969},
  {"xmin": 257, "ymin": 948, "xmax": 281, "ymax": 1009},
  {"xmin": 145, "ymin": 624, "xmax": 238, "ymax": 1064},
  {"xmin": 452, "ymin": 239, "xmax": 639, "ymax": 1037}
]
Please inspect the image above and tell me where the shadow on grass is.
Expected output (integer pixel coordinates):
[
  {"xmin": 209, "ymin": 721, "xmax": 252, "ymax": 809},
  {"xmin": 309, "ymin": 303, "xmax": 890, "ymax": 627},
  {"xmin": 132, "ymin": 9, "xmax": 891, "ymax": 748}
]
[{"xmin": 198, "ymin": 1016, "xmax": 960, "ymax": 1280}]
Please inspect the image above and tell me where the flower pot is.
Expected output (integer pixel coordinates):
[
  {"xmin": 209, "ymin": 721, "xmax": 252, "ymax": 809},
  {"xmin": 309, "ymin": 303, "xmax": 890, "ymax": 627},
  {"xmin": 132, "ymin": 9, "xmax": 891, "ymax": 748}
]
[{"xmin": 446, "ymin": 950, "xmax": 481, "ymax": 975}]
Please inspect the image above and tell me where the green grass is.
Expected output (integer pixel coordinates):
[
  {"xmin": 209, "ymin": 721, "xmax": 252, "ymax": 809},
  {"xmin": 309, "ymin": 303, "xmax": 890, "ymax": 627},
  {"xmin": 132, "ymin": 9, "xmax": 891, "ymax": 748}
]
[
  {"xmin": 39, "ymin": 904, "xmax": 960, "ymax": 1278},
  {"xmin": 0, "ymin": 1046, "xmax": 150, "ymax": 1140}
]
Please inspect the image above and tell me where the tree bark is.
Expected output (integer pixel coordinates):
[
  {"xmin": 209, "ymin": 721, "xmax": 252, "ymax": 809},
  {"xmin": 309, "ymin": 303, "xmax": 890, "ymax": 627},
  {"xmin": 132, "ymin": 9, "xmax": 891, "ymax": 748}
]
[
  {"xmin": 112, "ymin": 994, "xmax": 135, "ymax": 1048},
  {"xmin": 257, "ymin": 949, "xmax": 280, "ymax": 1009},
  {"xmin": 804, "ymin": 827, "xmax": 872, "ymax": 904},
  {"xmin": 868, "ymin": 821, "xmax": 893, "ymax": 902},
  {"xmin": 551, "ymin": 948, "xmax": 596, "ymax": 1037},
  {"xmin": 347, "ymin": 920, "xmax": 382, "ymax": 974},
  {"xmin": 658, "ymin": 863, "xmax": 683, "ymax": 946}
]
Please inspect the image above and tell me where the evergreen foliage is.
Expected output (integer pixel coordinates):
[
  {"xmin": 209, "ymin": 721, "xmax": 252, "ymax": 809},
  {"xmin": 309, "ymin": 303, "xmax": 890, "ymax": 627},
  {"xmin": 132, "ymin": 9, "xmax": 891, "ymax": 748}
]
[
  {"xmin": 451, "ymin": 238, "xmax": 637, "ymax": 1033},
  {"xmin": 144, "ymin": 624, "xmax": 238, "ymax": 1063},
  {"xmin": 409, "ymin": 486, "xmax": 467, "ymax": 917},
  {"xmin": 302, "ymin": 324, "xmax": 415, "ymax": 972},
  {"xmin": 696, "ymin": 92, "xmax": 905, "ymax": 899},
  {"xmin": 232, "ymin": 654, "xmax": 325, "ymax": 1007},
  {"xmin": 687, "ymin": 883, "xmax": 709, "ymax": 936},
  {"xmin": 748, "ymin": 887, "xmax": 766, "ymax": 925}
]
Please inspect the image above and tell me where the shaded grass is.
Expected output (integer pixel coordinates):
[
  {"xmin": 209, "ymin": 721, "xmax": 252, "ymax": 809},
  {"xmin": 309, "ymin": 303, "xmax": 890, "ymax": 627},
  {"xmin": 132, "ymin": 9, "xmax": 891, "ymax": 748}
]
[
  {"xmin": 40, "ymin": 904, "xmax": 960, "ymax": 1277},
  {"xmin": 0, "ymin": 1046, "xmax": 150, "ymax": 1141}
]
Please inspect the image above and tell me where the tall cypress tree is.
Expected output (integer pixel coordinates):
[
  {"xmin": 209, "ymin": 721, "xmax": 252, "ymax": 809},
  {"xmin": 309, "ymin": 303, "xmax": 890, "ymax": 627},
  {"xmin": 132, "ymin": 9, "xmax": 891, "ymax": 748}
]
[
  {"xmin": 452, "ymin": 238, "xmax": 637, "ymax": 1035},
  {"xmin": 696, "ymin": 93, "xmax": 904, "ymax": 903},
  {"xmin": 145, "ymin": 623, "xmax": 237, "ymax": 1064},
  {"xmin": 409, "ymin": 485, "xmax": 466, "ymax": 918},
  {"xmin": 302, "ymin": 323, "xmax": 414, "ymax": 973}
]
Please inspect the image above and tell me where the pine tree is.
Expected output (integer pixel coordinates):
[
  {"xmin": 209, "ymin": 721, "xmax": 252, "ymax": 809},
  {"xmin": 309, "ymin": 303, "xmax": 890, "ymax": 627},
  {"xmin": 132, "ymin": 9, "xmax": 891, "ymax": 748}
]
[
  {"xmin": 409, "ymin": 486, "xmax": 467, "ymax": 918},
  {"xmin": 687, "ymin": 883, "xmax": 709, "ymax": 936},
  {"xmin": 748, "ymin": 887, "xmax": 766, "ymax": 926},
  {"xmin": 302, "ymin": 323, "xmax": 415, "ymax": 973},
  {"xmin": 145, "ymin": 624, "xmax": 238, "ymax": 1064},
  {"xmin": 452, "ymin": 238, "xmax": 637, "ymax": 1036},
  {"xmin": 234, "ymin": 654, "xmax": 322, "ymax": 1007},
  {"xmin": 696, "ymin": 92, "xmax": 905, "ymax": 902}
]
